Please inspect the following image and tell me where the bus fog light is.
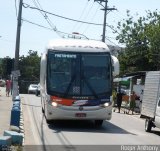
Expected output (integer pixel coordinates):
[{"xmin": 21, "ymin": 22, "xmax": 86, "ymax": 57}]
[{"xmin": 52, "ymin": 102, "xmax": 58, "ymax": 107}]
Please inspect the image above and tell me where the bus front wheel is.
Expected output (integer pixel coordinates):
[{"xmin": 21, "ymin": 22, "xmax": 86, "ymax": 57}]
[
  {"xmin": 95, "ymin": 120, "xmax": 103, "ymax": 127},
  {"xmin": 145, "ymin": 118, "xmax": 152, "ymax": 132},
  {"xmin": 42, "ymin": 107, "xmax": 44, "ymax": 113}
]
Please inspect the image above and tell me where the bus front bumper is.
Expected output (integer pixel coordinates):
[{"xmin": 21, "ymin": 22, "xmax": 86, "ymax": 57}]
[{"xmin": 46, "ymin": 104, "xmax": 112, "ymax": 120}]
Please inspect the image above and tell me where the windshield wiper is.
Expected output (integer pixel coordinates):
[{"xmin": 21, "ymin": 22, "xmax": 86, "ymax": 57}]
[
  {"xmin": 63, "ymin": 74, "xmax": 76, "ymax": 97},
  {"xmin": 63, "ymin": 74, "xmax": 99, "ymax": 99},
  {"xmin": 82, "ymin": 75, "xmax": 98, "ymax": 99}
]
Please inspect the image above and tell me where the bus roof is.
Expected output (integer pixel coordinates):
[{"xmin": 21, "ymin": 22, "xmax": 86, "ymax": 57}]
[{"xmin": 46, "ymin": 39, "xmax": 110, "ymax": 53}]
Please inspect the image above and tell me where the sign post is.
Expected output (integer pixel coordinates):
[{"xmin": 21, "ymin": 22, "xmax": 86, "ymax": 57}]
[{"xmin": 12, "ymin": 70, "xmax": 20, "ymax": 100}]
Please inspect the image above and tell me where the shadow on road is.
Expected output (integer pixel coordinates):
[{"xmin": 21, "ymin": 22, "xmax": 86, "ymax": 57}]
[
  {"xmin": 151, "ymin": 130, "xmax": 160, "ymax": 136},
  {"xmin": 47, "ymin": 120, "xmax": 136, "ymax": 135}
]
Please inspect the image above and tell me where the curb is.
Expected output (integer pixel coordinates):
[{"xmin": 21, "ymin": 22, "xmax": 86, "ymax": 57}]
[{"xmin": 0, "ymin": 95, "xmax": 25, "ymax": 148}]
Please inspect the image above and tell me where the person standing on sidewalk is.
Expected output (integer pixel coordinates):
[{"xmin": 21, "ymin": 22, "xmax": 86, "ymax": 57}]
[
  {"xmin": 139, "ymin": 89, "xmax": 143, "ymax": 113},
  {"xmin": 6, "ymin": 79, "xmax": 12, "ymax": 97},
  {"xmin": 127, "ymin": 91, "xmax": 136, "ymax": 114},
  {"xmin": 112, "ymin": 88, "xmax": 117, "ymax": 112},
  {"xmin": 116, "ymin": 86, "xmax": 124, "ymax": 113}
]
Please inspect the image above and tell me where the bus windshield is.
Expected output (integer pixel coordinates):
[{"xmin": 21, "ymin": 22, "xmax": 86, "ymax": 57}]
[{"xmin": 47, "ymin": 51, "xmax": 112, "ymax": 98}]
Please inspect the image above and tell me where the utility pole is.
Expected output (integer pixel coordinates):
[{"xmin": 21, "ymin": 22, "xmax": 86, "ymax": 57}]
[
  {"xmin": 12, "ymin": 0, "xmax": 23, "ymax": 99},
  {"xmin": 102, "ymin": 0, "xmax": 108, "ymax": 42},
  {"xmin": 14, "ymin": 0, "xmax": 23, "ymax": 70},
  {"xmin": 93, "ymin": 0, "xmax": 116, "ymax": 42}
]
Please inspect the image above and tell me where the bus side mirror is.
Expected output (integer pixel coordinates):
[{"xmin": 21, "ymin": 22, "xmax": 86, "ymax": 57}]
[{"xmin": 111, "ymin": 55, "xmax": 119, "ymax": 77}]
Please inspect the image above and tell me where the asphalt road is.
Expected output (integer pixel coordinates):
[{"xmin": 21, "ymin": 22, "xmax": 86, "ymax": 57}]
[{"xmin": 21, "ymin": 94, "xmax": 160, "ymax": 151}]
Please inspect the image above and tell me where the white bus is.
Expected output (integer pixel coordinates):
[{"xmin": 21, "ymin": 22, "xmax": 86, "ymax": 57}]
[{"xmin": 40, "ymin": 39, "xmax": 119, "ymax": 126}]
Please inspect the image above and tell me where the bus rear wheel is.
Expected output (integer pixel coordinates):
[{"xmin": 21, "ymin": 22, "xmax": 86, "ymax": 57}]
[{"xmin": 95, "ymin": 120, "xmax": 103, "ymax": 127}]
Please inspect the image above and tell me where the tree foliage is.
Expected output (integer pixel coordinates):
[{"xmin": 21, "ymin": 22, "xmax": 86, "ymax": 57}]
[
  {"xmin": 0, "ymin": 57, "xmax": 14, "ymax": 79},
  {"xmin": 0, "ymin": 50, "xmax": 40, "ymax": 93},
  {"xmin": 115, "ymin": 10, "xmax": 160, "ymax": 75},
  {"xmin": 19, "ymin": 50, "xmax": 41, "ymax": 81},
  {"xmin": 18, "ymin": 50, "xmax": 41, "ymax": 93}
]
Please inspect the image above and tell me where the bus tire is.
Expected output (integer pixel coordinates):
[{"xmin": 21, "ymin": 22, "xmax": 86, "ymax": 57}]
[
  {"xmin": 41, "ymin": 99, "xmax": 44, "ymax": 113},
  {"xmin": 95, "ymin": 120, "xmax": 103, "ymax": 127},
  {"xmin": 145, "ymin": 118, "xmax": 152, "ymax": 132},
  {"xmin": 43, "ymin": 107, "xmax": 52, "ymax": 124},
  {"xmin": 42, "ymin": 107, "xmax": 44, "ymax": 113}
]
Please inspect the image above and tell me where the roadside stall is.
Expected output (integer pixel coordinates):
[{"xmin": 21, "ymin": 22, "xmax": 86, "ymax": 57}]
[{"xmin": 113, "ymin": 71, "xmax": 146, "ymax": 113}]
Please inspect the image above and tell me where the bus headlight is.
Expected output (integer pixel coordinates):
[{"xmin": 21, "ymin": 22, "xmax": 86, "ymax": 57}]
[
  {"xmin": 52, "ymin": 102, "xmax": 58, "ymax": 107},
  {"xmin": 103, "ymin": 102, "xmax": 112, "ymax": 107}
]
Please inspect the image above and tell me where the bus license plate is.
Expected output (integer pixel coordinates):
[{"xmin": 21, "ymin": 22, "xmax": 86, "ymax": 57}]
[{"xmin": 75, "ymin": 113, "xmax": 86, "ymax": 117}]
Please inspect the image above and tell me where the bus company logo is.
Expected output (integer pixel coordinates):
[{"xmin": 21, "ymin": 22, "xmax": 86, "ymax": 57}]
[
  {"xmin": 73, "ymin": 100, "xmax": 88, "ymax": 106},
  {"xmin": 79, "ymin": 106, "xmax": 83, "ymax": 111},
  {"xmin": 52, "ymin": 98, "xmax": 62, "ymax": 102}
]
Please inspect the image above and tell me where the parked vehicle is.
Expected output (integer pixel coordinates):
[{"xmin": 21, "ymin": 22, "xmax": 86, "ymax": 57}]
[
  {"xmin": 28, "ymin": 84, "xmax": 38, "ymax": 94},
  {"xmin": 141, "ymin": 71, "xmax": 160, "ymax": 132},
  {"xmin": 0, "ymin": 79, "xmax": 6, "ymax": 87},
  {"xmin": 35, "ymin": 83, "xmax": 40, "ymax": 96},
  {"xmin": 40, "ymin": 38, "xmax": 119, "ymax": 126}
]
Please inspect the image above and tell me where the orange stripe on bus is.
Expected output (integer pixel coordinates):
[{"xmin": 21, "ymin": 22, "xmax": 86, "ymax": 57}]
[{"xmin": 51, "ymin": 96, "xmax": 75, "ymax": 106}]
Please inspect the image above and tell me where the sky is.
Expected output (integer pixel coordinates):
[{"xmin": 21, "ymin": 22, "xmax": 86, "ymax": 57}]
[{"xmin": 0, "ymin": 0, "xmax": 159, "ymax": 58}]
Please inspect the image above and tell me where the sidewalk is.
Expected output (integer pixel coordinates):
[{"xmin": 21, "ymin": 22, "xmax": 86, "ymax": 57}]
[{"xmin": 0, "ymin": 87, "xmax": 12, "ymax": 135}]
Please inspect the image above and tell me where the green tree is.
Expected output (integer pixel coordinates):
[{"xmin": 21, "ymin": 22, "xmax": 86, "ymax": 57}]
[
  {"xmin": 19, "ymin": 50, "xmax": 41, "ymax": 93},
  {"xmin": 115, "ymin": 10, "xmax": 160, "ymax": 75},
  {"xmin": 0, "ymin": 57, "xmax": 14, "ymax": 79},
  {"xmin": 19, "ymin": 50, "xmax": 40, "ymax": 81}
]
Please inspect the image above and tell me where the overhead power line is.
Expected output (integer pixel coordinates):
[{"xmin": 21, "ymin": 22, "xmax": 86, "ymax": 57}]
[
  {"xmin": 73, "ymin": 1, "xmax": 95, "ymax": 32},
  {"xmin": 76, "ymin": 1, "xmax": 90, "ymax": 21},
  {"xmin": 22, "ymin": 2, "xmax": 119, "ymax": 41},
  {"xmin": 32, "ymin": 0, "xmax": 57, "ymax": 31},
  {"xmin": 71, "ymin": 1, "xmax": 89, "ymax": 32},
  {"xmin": 22, "ymin": 18, "xmax": 81, "ymax": 38},
  {"xmin": 23, "ymin": 3, "xmax": 103, "ymax": 26},
  {"xmin": 22, "ymin": 3, "xmax": 118, "ymax": 32},
  {"xmin": 22, "ymin": 18, "xmax": 53, "ymax": 31},
  {"xmin": 31, "ymin": 0, "xmax": 61, "ymax": 37},
  {"xmin": 82, "ymin": 4, "xmax": 100, "ymax": 34}
]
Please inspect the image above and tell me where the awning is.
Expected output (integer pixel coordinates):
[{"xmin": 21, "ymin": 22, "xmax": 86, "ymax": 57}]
[{"xmin": 113, "ymin": 76, "xmax": 133, "ymax": 86}]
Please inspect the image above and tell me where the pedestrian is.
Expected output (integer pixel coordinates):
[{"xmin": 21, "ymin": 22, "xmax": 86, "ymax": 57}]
[
  {"xmin": 139, "ymin": 89, "xmax": 143, "ymax": 113},
  {"xmin": 116, "ymin": 87, "xmax": 124, "ymax": 113},
  {"xmin": 6, "ymin": 79, "xmax": 12, "ymax": 97},
  {"xmin": 112, "ymin": 88, "xmax": 117, "ymax": 112},
  {"xmin": 128, "ymin": 91, "xmax": 136, "ymax": 114}
]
